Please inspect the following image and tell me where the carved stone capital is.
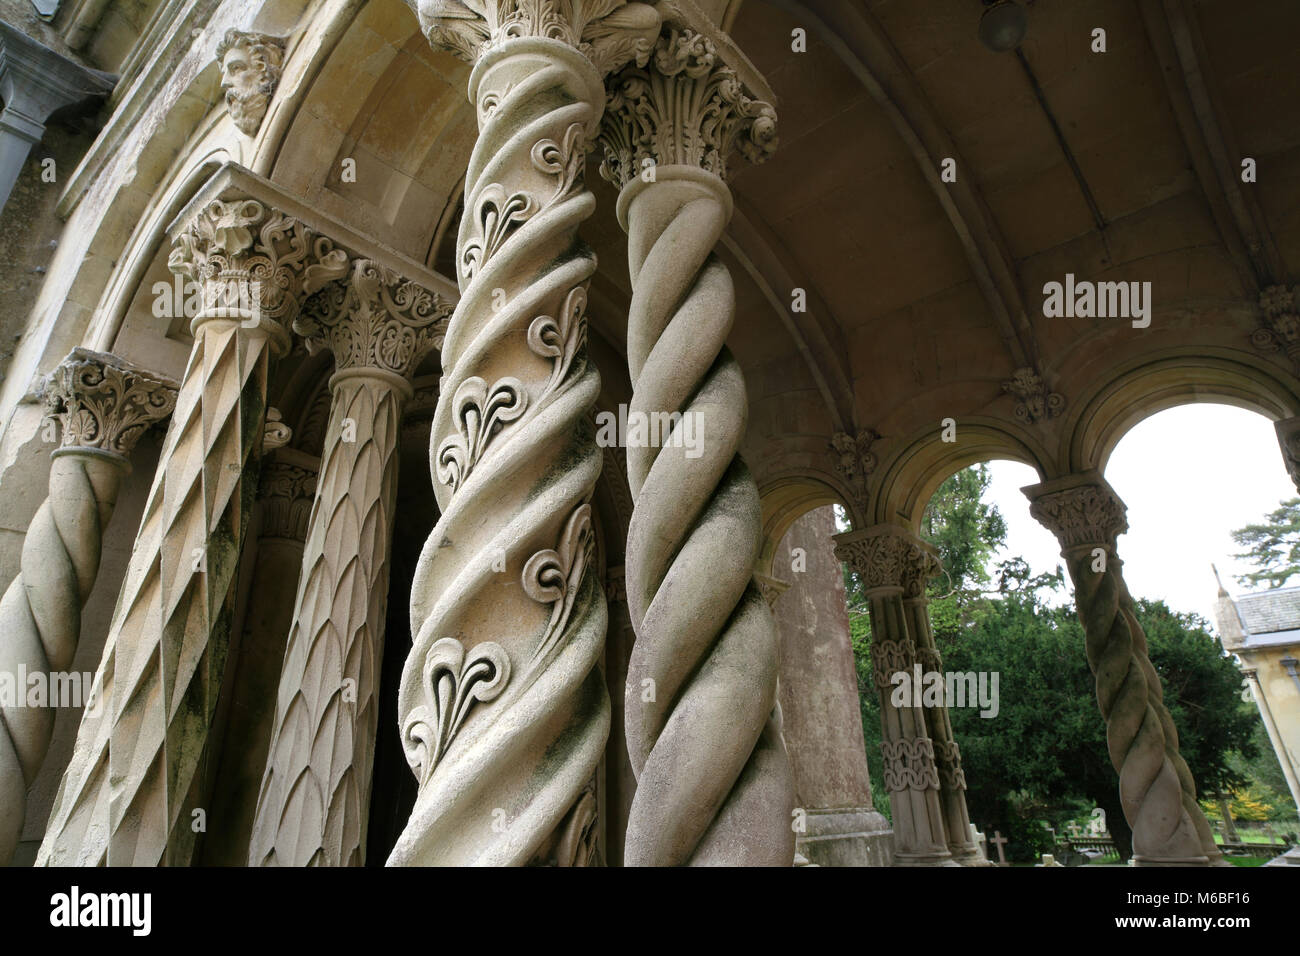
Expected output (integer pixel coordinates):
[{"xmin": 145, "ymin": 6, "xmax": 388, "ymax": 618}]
[
  {"xmin": 40, "ymin": 349, "xmax": 178, "ymax": 457},
  {"xmin": 834, "ymin": 524, "xmax": 938, "ymax": 598},
  {"xmin": 295, "ymin": 259, "xmax": 453, "ymax": 381},
  {"xmin": 216, "ymin": 30, "xmax": 286, "ymax": 136},
  {"xmin": 598, "ymin": 26, "xmax": 778, "ymax": 189},
  {"xmin": 258, "ymin": 460, "xmax": 318, "ymax": 542},
  {"xmin": 1022, "ymin": 472, "xmax": 1127, "ymax": 551},
  {"xmin": 410, "ymin": 0, "xmax": 661, "ymax": 76},
  {"xmin": 1275, "ymin": 415, "xmax": 1300, "ymax": 492},
  {"xmin": 1001, "ymin": 366, "xmax": 1064, "ymax": 425},
  {"xmin": 167, "ymin": 197, "xmax": 351, "ymax": 336}
]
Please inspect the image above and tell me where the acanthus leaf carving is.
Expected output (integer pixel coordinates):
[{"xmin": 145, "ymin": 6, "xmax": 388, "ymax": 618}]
[
  {"xmin": 295, "ymin": 259, "xmax": 452, "ymax": 378},
  {"xmin": 1026, "ymin": 480, "xmax": 1127, "ymax": 550},
  {"xmin": 40, "ymin": 348, "xmax": 178, "ymax": 456},
  {"xmin": 598, "ymin": 27, "xmax": 778, "ymax": 189}
]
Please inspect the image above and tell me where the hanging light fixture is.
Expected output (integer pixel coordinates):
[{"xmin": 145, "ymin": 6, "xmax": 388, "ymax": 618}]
[{"xmin": 979, "ymin": 0, "xmax": 1028, "ymax": 52}]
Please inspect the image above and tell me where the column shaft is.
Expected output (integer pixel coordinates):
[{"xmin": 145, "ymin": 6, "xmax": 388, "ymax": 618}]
[
  {"xmin": 600, "ymin": 28, "xmax": 793, "ymax": 865},
  {"xmin": 394, "ymin": 2, "xmax": 661, "ymax": 865}
]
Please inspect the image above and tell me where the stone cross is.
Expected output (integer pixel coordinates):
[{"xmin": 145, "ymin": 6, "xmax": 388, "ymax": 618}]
[{"xmin": 989, "ymin": 830, "xmax": 1009, "ymax": 865}]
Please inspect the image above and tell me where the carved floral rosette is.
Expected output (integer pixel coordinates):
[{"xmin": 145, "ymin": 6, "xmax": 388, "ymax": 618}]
[
  {"xmin": 598, "ymin": 26, "xmax": 777, "ymax": 189},
  {"xmin": 1000, "ymin": 366, "xmax": 1064, "ymax": 425},
  {"xmin": 295, "ymin": 258, "xmax": 453, "ymax": 378},
  {"xmin": 1254, "ymin": 284, "xmax": 1300, "ymax": 361},
  {"xmin": 40, "ymin": 348, "xmax": 178, "ymax": 456},
  {"xmin": 167, "ymin": 198, "xmax": 351, "ymax": 332}
]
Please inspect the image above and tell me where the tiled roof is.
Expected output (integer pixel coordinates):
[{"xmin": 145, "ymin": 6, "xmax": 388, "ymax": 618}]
[{"xmin": 1236, "ymin": 585, "xmax": 1300, "ymax": 635}]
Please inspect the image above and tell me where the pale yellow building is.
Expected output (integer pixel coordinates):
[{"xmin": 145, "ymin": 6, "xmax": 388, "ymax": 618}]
[{"xmin": 1214, "ymin": 579, "xmax": 1300, "ymax": 812}]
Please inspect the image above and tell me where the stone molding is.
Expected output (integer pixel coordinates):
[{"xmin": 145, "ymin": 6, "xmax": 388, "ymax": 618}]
[
  {"xmin": 597, "ymin": 26, "xmax": 777, "ymax": 189},
  {"xmin": 880, "ymin": 737, "xmax": 941, "ymax": 793}
]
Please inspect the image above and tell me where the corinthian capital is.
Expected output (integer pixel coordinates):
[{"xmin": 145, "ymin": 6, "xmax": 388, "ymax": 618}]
[
  {"xmin": 1022, "ymin": 472, "xmax": 1127, "ymax": 551},
  {"xmin": 598, "ymin": 26, "xmax": 778, "ymax": 189},
  {"xmin": 409, "ymin": 0, "xmax": 661, "ymax": 75},
  {"xmin": 295, "ymin": 259, "xmax": 453, "ymax": 380},
  {"xmin": 167, "ymin": 197, "xmax": 351, "ymax": 332},
  {"xmin": 40, "ymin": 349, "xmax": 179, "ymax": 457},
  {"xmin": 833, "ymin": 524, "xmax": 937, "ymax": 597}
]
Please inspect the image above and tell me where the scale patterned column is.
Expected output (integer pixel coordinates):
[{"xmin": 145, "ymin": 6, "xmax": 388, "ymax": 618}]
[
  {"xmin": 249, "ymin": 260, "xmax": 450, "ymax": 866},
  {"xmin": 0, "ymin": 350, "xmax": 176, "ymax": 865},
  {"xmin": 392, "ymin": 0, "xmax": 660, "ymax": 866},
  {"xmin": 1025, "ymin": 472, "xmax": 1218, "ymax": 865},
  {"xmin": 598, "ymin": 27, "xmax": 795, "ymax": 865},
  {"xmin": 37, "ymin": 198, "xmax": 348, "ymax": 866}
]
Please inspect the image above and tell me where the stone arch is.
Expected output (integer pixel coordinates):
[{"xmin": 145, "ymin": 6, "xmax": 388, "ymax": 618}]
[
  {"xmin": 869, "ymin": 417, "xmax": 1051, "ymax": 533},
  {"xmin": 757, "ymin": 472, "xmax": 848, "ymax": 578},
  {"xmin": 1066, "ymin": 348, "xmax": 1300, "ymax": 475}
]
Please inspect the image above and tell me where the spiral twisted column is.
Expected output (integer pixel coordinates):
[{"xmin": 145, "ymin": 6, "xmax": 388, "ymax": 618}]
[
  {"xmin": 896, "ymin": 540, "xmax": 986, "ymax": 864},
  {"xmin": 834, "ymin": 525, "xmax": 955, "ymax": 865},
  {"xmin": 597, "ymin": 27, "xmax": 794, "ymax": 866},
  {"xmin": 249, "ymin": 260, "xmax": 451, "ymax": 866},
  {"xmin": 37, "ymin": 196, "xmax": 349, "ymax": 866},
  {"xmin": 392, "ymin": 0, "xmax": 660, "ymax": 866},
  {"xmin": 1025, "ymin": 472, "xmax": 1214, "ymax": 865},
  {"xmin": 0, "ymin": 350, "xmax": 177, "ymax": 865}
]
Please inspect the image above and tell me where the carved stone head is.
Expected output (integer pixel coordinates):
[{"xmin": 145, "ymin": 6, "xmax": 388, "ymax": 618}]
[{"xmin": 216, "ymin": 30, "xmax": 286, "ymax": 136}]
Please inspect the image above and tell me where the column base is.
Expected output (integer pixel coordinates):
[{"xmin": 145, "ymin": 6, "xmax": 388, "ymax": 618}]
[
  {"xmin": 1131, "ymin": 854, "xmax": 1210, "ymax": 866},
  {"xmin": 796, "ymin": 807, "xmax": 895, "ymax": 867},
  {"xmin": 949, "ymin": 844, "xmax": 994, "ymax": 866}
]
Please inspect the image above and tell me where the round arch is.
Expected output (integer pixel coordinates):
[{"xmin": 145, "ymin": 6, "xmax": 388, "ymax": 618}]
[
  {"xmin": 1066, "ymin": 349, "xmax": 1300, "ymax": 475},
  {"xmin": 756, "ymin": 472, "xmax": 848, "ymax": 577},
  {"xmin": 869, "ymin": 417, "xmax": 1051, "ymax": 532}
]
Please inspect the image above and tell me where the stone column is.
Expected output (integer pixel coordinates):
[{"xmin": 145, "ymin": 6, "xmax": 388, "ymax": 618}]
[
  {"xmin": 768, "ymin": 507, "xmax": 893, "ymax": 867},
  {"xmin": 833, "ymin": 525, "xmax": 955, "ymax": 865},
  {"xmin": 0, "ymin": 22, "xmax": 114, "ymax": 210},
  {"xmin": 0, "ymin": 350, "xmax": 176, "ymax": 865},
  {"xmin": 249, "ymin": 260, "xmax": 451, "ymax": 866},
  {"xmin": 899, "ymin": 550, "xmax": 986, "ymax": 865},
  {"xmin": 37, "ymin": 197, "xmax": 349, "ymax": 866},
  {"xmin": 597, "ymin": 26, "xmax": 794, "ymax": 866},
  {"xmin": 1274, "ymin": 416, "xmax": 1300, "ymax": 493},
  {"xmin": 392, "ymin": 0, "xmax": 660, "ymax": 866},
  {"xmin": 201, "ymin": 455, "xmax": 317, "ymax": 866},
  {"xmin": 1024, "ymin": 471, "xmax": 1218, "ymax": 866}
]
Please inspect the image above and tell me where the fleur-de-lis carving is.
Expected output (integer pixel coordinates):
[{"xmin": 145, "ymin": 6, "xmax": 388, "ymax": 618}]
[
  {"xmin": 461, "ymin": 185, "xmax": 536, "ymax": 282},
  {"xmin": 435, "ymin": 376, "xmax": 528, "ymax": 492},
  {"xmin": 531, "ymin": 122, "xmax": 586, "ymax": 205},
  {"xmin": 527, "ymin": 286, "xmax": 587, "ymax": 395},
  {"xmin": 523, "ymin": 502, "xmax": 594, "ymax": 663},
  {"xmin": 403, "ymin": 637, "xmax": 511, "ymax": 787}
]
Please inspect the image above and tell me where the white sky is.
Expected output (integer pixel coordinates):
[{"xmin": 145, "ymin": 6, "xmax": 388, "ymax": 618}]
[{"xmin": 984, "ymin": 404, "xmax": 1297, "ymax": 630}]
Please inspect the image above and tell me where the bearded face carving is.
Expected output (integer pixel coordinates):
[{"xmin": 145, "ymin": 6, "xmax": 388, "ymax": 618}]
[{"xmin": 216, "ymin": 30, "xmax": 286, "ymax": 136}]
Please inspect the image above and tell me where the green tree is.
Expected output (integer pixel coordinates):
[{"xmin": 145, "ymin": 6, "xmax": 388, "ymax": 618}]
[{"xmin": 1231, "ymin": 496, "xmax": 1300, "ymax": 589}]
